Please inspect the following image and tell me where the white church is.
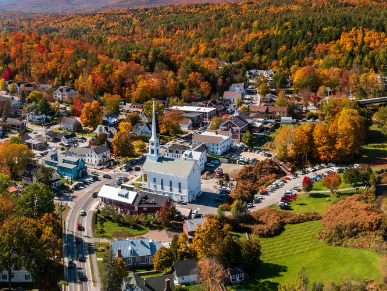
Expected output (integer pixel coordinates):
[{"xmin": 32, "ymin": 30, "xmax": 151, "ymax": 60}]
[{"xmin": 142, "ymin": 102, "xmax": 202, "ymax": 203}]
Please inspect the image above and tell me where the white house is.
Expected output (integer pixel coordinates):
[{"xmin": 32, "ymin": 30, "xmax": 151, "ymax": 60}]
[
  {"xmin": 182, "ymin": 144, "xmax": 207, "ymax": 172},
  {"xmin": 54, "ymin": 86, "xmax": 79, "ymax": 102},
  {"xmin": 61, "ymin": 133, "xmax": 77, "ymax": 144},
  {"xmin": 27, "ymin": 112, "xmax": 46, "ymax": 125},
  {"xmin": 169, "ymin": 106, "xmax": 217, "ymax": 122},
  {"xmin": 66, "ymin": 145, "xmax": 110, "ymax": 167},
  {"xmin": 142, "ymin": 102, "xmax": 202, "ymax": 203},
  {"xmin": 60, "ymin": 117, "xmax": 81, "ymax": 131},
  {"xmin": 223, "ymin": 91, "xmax": 243, "ymax": 103},
  {"xmin": 0, "ymin": 269, "xmax": 33, "ymax": 283},
  {"xmin": 192, "ymin": 130, "xmax": 232, "ymax": 155},
  {"xmin": 172, "ymin": 259, "xmax": 198, "ymax": 285},
  {"xmin": 178, "ymin": 118, "xmax": 192, "ymax": 131}
]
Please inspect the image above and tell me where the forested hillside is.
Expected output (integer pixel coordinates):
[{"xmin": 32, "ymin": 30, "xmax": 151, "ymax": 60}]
[{"xmin": 0, "ymin": 0, "xmax": 386, "ymax": 101}]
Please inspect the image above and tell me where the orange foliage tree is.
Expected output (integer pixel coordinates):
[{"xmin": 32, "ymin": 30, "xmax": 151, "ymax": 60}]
[
  {"xmin": 197, "ymin": 258, "xmax": 228, "ymax": 291},
  {"xmin": 322, "ymin": 172, "xmax": 342, "ymax": 196}
]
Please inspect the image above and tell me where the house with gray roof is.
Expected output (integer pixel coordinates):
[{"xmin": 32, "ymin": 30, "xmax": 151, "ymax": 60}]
[
  {"xmin": 66, "ymin": 144, "xmax": 110, "ymax": 168},
  {"xmin": 165, "ymin": 144, "xmax": 190, "ymax": 159},
  {"xmin": 54, "ymin": 86, "xmax": 79, "ymax": 102},
  {"xmin": 172, "ymin": 259, "xmax": 198, "ymax": 285},
  {"xmin": 132, "ymin": 123, "xmax": 151, "ymax": 136},
  {"xmin": 183, "ymin": 217, "xmax": 207, "ymax": 240},
  {"xmin": 62, "ymin": 133, "xmax": 77, "ymax": 144},
  {"xmin": 111, "ymin": 238, "xmax": 164, "ymax": 267},
  {"xmin": 122, "ymin": 272, "xmax": 174, "ymax": 291},
  {"xmin": 60, "ymin": 117, "xmax": 81, "ymax": 132},
  {"xmin": 6, "ymin": 118, "xmax": 26, "ymax": 132}
]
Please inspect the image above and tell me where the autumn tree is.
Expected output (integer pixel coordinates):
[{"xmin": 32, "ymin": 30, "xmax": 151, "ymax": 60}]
[
  {"xmin": 197, "ymin": 258, "xmax": 227, "ymax": 291},
  {"xmin": 191, "ymin": 218, "xmax": 224, "ymax": 258},
  {"xmin": 28, "ymin": 90, "xmax": 44, "ymax": 104},
  {"xmin": 125, "ymin": 112, "xmax": 141, "ymax": 125},
  {"xmin": 143, "ymin": 100, "xmax": 164, "ymax": 119},
  {"xmin": 0, "ymin": 79, "xmax": 6, "ymax": 91},
  {"xmin": 231, "ymin": 199, "xmax": 248, "ymax": 219},
  {"xmin": 290, "ymin": 125, "xmax": 314, "ymax": 163},
  {"xmin": 16, "ymin": 183, "xmax": 54, "ymax": 218},
  {"xmin": 9, "ymin": 83, "xmax": 16, "ymax": 94},
  {"xmin": 214, "ymin": 235, "xmax": 240, "ymax": 268},
  {"xmin": 105, "ymin": 94, "xmax": 122, "ymax": 114},
  {"xmin": 294, "ymin": 266, "xmax": 309, "ymax": 291},
  {"xmin": 0, "ymin": 141, "xmax": 34, "ymax": 177},
  {"xmin": 275, "ymin": 90, "xmax": 289, "ymax": 107},
  {"xmin": 159, "ymin": 110, "xmax": 183, "ymax": 135},
  {"xmin": 134, "ymin": 139, "xmax": 146, "ymax": 153},
  {"xmin": 156, "ymin": 205, "xmax": 176, "ymax": 227},
  {"xmin": 313, "ymin": 123, "xmax": 336, "ymax": 162},
  {"xmin": 322, "ymin": 172, "xmax": 342, "ymax": 196},
  {"xmin": 0, "ymin": 154, "xmax": 10, "ymax": 177},
  {"xmin": 258, "ymin": 83, "xmax": 270, "ymax": 96},
  {"xmin": 176, "ymin": 233, "xmax": 190, "ymax": 260},
  {"xmin": 274, "ymin": 127, "xmax": 296, "ymax": 160},
  {"xmin": 115, "ymin": 257, "xmax": 129, "ymax": 280},
  {"xmin": 153, "ymin": 246, "xmax": 174, "ymax": 272},
  {"xmin": 80, "ymin": 101, "xmax": 103, "ymax": 129},
  {"xmin": 302, "ymin": 177, "xmax": 313, "ymax": 195},
  {"xmin": 8, "ymin": 136, "xmax": 22, "ymax": 144},
  {"xmin": 209, "ymin": 117, "xmax": 222, "ymax": 130}
]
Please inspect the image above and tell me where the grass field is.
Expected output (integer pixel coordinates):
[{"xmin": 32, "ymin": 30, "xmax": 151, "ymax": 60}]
[
  {"xmin": 95, "ymin": 242, "xmax": 110, "ymax": 259},
  {"xmin": 228, "ymin": 221, "xmax": 381, "ymax": 290},
  {"xmin": 359, "ymin": 125, "xmax": 387, "ymax": 164},
  {"xmin": 93, "ymin": 220, "xmax": 149, "ymax": 238},
  {"xmin": 312, "ymin": 173, "xmax": 353, "ymax": 191}
]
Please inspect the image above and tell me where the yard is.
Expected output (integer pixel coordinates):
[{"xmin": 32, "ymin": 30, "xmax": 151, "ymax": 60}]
[
  {"xmin": 358, "ymin": 124, "xmax": 387, "ymax": 165},
  {"xmin": 312, "ymin": 172, "xmax": 353, "ymax": 191},
  {"xmin": 93, "ymin": 220, "xmax": 149, "ymax": 238},
  {"xmin": 228, "ymin": 221, "xmax": 382, "ymax": 290}
]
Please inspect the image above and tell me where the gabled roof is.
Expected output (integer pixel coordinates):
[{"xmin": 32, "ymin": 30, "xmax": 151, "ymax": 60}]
[
  {"xmin": 111, "ymin": 238, "xmax": 162, "ymax": 258},
  {"xmin": 61, "ymin": 117, "xmax": 80, "ymax": 125},
  {"xmin": 63, "ymin": 133, "xmax": 77, "ymax": 139},
  {"xmin": 132, "ymin": 192, "xmax": 170, "ymax": 207},
  {"xmin": 142, "ymin": 158, "xmax": 196, "ymax": 178},
  {"xmin": 173, "ymin": 259, "xmax": 198, "ymax": 277},
  {"xmin": 167, "ymin": 144, "xmax": 189, "ymax": 152},
  {"xmin": 223, "ymin": 91, "xmax": 241, "ymax": 98},
  {"xmin": 192, "ymin": 144, "xmax": 207, "ymax": 153},
  {"xmin": 92, "ymin": 144, "xmax": 110, "ymax": 155},
  {"xmin": 67, "ymin": 147, "xmax": 89, "ymax": 155},
  {"xmin": 6, "ymin": 118, "xmax": 25, "ymax": 125},
  {"xmin": 232, "ymin": 116, "xmax": 248, "ymax": 127},
  {"xmin": 228, "ymin": 266, "xmax": 245, "ymax": 275},
  {"xmin": 179, "ymin": 118, "xmax": 191, "ymax": 125},
  {"xmin": 45, "ymin": 131, "xmax": 66, "ymax": 139},
  {"xmin": 133, "ymin": 273, "xmax": 175, "ymax": 291},
  {"xmin": 20, "ymin": 134, "xmax": 32, "ymax": 143},
  {"xmin": 249, "ymin": 105, "xmax": 269, "ymax": 113}
]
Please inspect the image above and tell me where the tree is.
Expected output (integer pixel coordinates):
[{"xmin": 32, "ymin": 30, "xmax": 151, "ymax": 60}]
[
  {"xmin": 93, "ymin": 133, "xmax": 107, "ymax": 146},
  {"xmin": 258, "ymin": 83, "xmax": 270, "ymax": 96},
  {"xmin": 302, "ymin": 176, "xmax": 313, "ymax": 195},
  {"xmin": 28, "ymin": 90, "xmax": 43, "ymax": 104},
  {"xmin": 238, "ymin": 238, "xmax": 261, "ymax": 271},
  {"xmin": 275, "ymin": 90, "xmax": 289, "ymax": 107},
  {"xmin": 290, "ymin": 125, "xmax": 314, "ymax": 162},
  {"xmin": 134, "ymin": 139, "xmax": 146, "ymax": 153},
  {"xmin": 239, "ymin": 106, "xmax": 249, "ymax": 113},
  {"xmin": 156, "ymin": 205, "xmax": 175, "ymax": 227},
  {"xmin": 16, "ymin": 183, "xmax": 54, "ymax": 218},
  {"xmin": 35, "ymin": 165, "xmax": 55, "ymax": 186},
  {"xmin": 0, "ymin": 141, "xmax": 34, "ymax": 177},
  {"xmin": 0, "ymin": 173, "xmax": 11, "ymax": 193},
  {"xmin": 236, "ymin": 98, "xmax": 243, "ymax": 106},
  {"xmin": 343, "ymin": 167, "xmax": 359, "ymax": 187},
  {"xmin": 101, "ymin": 247, "xmax": 121, "ymax": 291},
  {"xmin": 0, "ymin": 155, "xmax": 10, "ymax": 177},
  {"xmin": 105, "ymin": 94, "xmax": 122, "ymax": 114},
  {"xmin": 242, "ymin": 130, "xmax": 254, "ymax": 147},
  {"xmin": 37, "ymin": 98, "xmax": 51, "ymax": 115},
  {"xmin": 217, "ymin": 205, "xmax": 225, "ymax": 221},
  {"xmin": 20, "ymin": 90, "xmax": 27, "ymax": 105},
  {"xmin": 113, "ymin": 122, "xmax": 134, "ymax": 156},
  {"xmin": 114, "ymin": 257, "xmax": 129, "ymax": 280},
  {"xmin": 125, "ymin": 112, "xmax": 141, "ymax": 125},
  {"xmin": 143, "ymin": 100, "xmax": 164, "ymax": 119},
  {"xmin": 322, "ymin": 172, "xmax": 341, "ymax": 196},
  {"xmin": 294, "ymin": 266, "xmax": 309, "ymax": 291},
  {"xmin": 9, "ymin": 136, "xmax": 22, "ymax": 144},
  {"xmin": 0, "ymin": 79, "xmax": 6, "ymax": 91},
  {"xmin": 0, "ymin": 216, "xmax": 45, "ymax": 290},
  {"xmin": 214, "ymin": 235, "xmax": 240, "ymax": 268},
  {"xmin": 209, "ymin": 117, "xmax": 222, "ymax": 130},
  {"xmin": 197, "ymin": 258, "xmax": 227, "ymax": 291},
  {"xmin": 191, "ymin": 218, "xmax": 224, "ymax": 259},
  {"xmin": 153, "ymin": 246, "xmax": 174, "ymax": 272},
  {"xmin": 80, "ymin": 101, "xmax": 103, "ymax": 129},
  {"xmin": 170, "ymin": 234, "xmax": 179, "ymax": 261},
  {"xmin": 313, "ymin": 123, "xmax": 336, "ymax": 162},
  {"xmin": 274, "ymin": 127, "xmax": 296, "ymax": 160},
  {"xmin": 25, "ymin": 102, "xmax": 38, "ymax": 113},
  {"xmin": 2, "ymin": 67, "xmax": 14, "ymax": 80},
  {"xmin": 9, "ymin": 83, "xmax": 16, "ymax": 94},
  {"xmin": 1, "ymin": 99, "xmax": 10, "ymax": 120},
  {"xmin": 176, "ymin": 233, "xmax": 190, "ymax": 260},
  {"xmin": 381, "ymin": 255, "xmax": 387, "ymax": 285}
]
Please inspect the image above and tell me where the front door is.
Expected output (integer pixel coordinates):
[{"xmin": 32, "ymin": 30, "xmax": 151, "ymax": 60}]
[{"xmin": 236, "ymin": 274, "xmax": 239, "ymax": 281}]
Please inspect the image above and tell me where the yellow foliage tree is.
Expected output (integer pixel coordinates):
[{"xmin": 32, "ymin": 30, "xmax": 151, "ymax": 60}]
[
  {"xmin": 80, "ymin": 101, "xmax": 103, "ymax": 129},
  {"xmin": 112, "ymin": 122, "xmax": 134, "ymax": 157},
  {"xmin": 190, "ymin": 218, "xmax": 223, "ymax": 259}
]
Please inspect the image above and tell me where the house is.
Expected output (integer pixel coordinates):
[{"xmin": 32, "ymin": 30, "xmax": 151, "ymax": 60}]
[
  {"xmin": 142, "ymin": 102, "xmax": 202, "ymax": 203},
  {"xmin": 165, "ymin": 144, "xmax": 190, "ymax": 159},
  {"xmin": 23, "ymin": 135, "xmax": 47, "ymax": 149},
  {"xmin": 281, "ymin": 117, "xmax": 296, "ymax": 124},
  {"xmin": 230, "ymin": 83, "xmax": 245, "ymax": 94},
  {"xmin": 6, "ymin": 118, "xmax": 26, "ymax": 132},
  {"xmin": 45, "ymin": 131, "xmax": 66, "ymax": 141},
  {"xmin": 175, "ymin": 207, "xmax": 192, "ymax": 220},
  {"xmin": 0, "ymin": 95, "xmax": 20, "ymax": 107},
  {"xmin": 0, "ymin": 269, "xmax": 34, "ymax": 283},
  {"xmin": 172, "ymin": 259, "xmax": 198, "ymax": 285},
  {"xmin": 169, "ymin": 106, "xmax": 217, "ymax": 122},
  {"xmin": 16, "ymin": 82, "xmax": 34, "ymax": 93},
  {"xmin": 192, "ymin": 130, "xmax": 232, "ymax": 155},
  {"xmin": 223, "ymin": 91, "xmax": 243, "ymax": 103},
  {"xmin": 178, "ymin": 118, "xmax": 192, "ymax": 131},
  {"xmin": 44, "ymin": 151, "xmax": 87, "ymax": 180},
  {"xmin": 123, "ymin": 272, "xmax": 174, "ymax": 291},
  {"xmin": 61, "ymin": 133, "xmax": 77, "ymax": 144},
  {"xmin": 93, "ymin": 124, "xmax": 117, "ymax": 138},
  {"xmin": 220, "ymin": 114, "xmax": 249, "ymax": 142},
  {"xmin": 228, "ymin": 266, "xmax": 246, "ymax": 284},
  {"xmin": 111, "ymin": 238, "xmax": 165, "ymax": 266},
  {"xmin": 183, "ymin": 217, "xmax": 207, "ymax": 240},
  {"xmin": 53, "ymin": 86, "xmax": 79, "ymax": 102},
  {"xmin": 103, "ymin": 113, "xmax": 120, "ymax": 127},
  {"xmin": 60, "ymin": 117, "xmax": 81, "ymax": 132},
  {"xmin": 182, "ymin": 144, "xmax": 207, "ymax": 172},
  {"xmin": 249, "ymin": 105, "xmax": 289, "ymax": 119},
  {"xmin": 66, "ymin": 144, "xmax": 110, "ymax": 167},
  {"xmin": 27, "ymin": 111, "xmax": 46, "ymax": 125},
  {"xmin": 38, "ymin": 84, "xmax": 53, "ymax": 92},
  {"xmin": 22, "ymin": 163, "xmax": 62, "ymax": 189},
  {"xmin": 98, "ymin": 185, "xmax": 173, "ymax": 216},
  {"xmin": 182, "ymin": 112, "xmax": 203, "ymax": 127},
  {"xmin": 132, "ymin": 123, "xmax": 152, "ymax": 136}
]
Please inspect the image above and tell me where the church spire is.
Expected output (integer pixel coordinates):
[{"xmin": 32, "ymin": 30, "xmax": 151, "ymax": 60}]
[{"xmin": 147, "ymin": 101, "xmax": 161, "ymax": 162}]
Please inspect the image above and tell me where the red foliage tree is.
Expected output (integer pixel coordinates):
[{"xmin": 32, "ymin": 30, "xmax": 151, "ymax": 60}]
[
  {"xmin": 2, "ymin": 67, "xmax": 14, "ymax": 80},
  {"xmin": 73, "ymin": 100, "xmax": 85, "ymax": 116}
]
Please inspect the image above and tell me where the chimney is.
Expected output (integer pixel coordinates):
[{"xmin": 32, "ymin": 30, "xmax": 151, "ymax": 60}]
[
  {"xmin": 164, "ymin": 279, "xmax": 172, "ymax": 291},
  {"xmin": 117, "ymin": 249, "xmax": 122, "ymax": 258},
  {"xmin": 144, "ymin": 278, "xmax": 147, "ymax": 286}
]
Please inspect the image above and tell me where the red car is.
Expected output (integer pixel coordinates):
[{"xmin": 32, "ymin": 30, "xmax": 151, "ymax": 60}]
[
  {"xmin": 55, "ymin": 192, "xmax": 63, "ymax": 197},
  {"xmin": 284, "ymin": 177, "xmax": 291, "ymax": 181},
  {"xmin": 283, "ymin": 194, "xmax": 297, "ymax": 201},
  {"xmin": 281, "ymin": 196, "xmax": 292, "ymax": 202},
  {"xmin": 77, "ymin": 223, "xmax": 82, "ymax": 231},
  {"xmin": 260, "ymin": 190, "xmax": 268, "ymax": 195},
  {"xmin": 64, "ymin": 188, "xmax": 73, "ymax": 193}
]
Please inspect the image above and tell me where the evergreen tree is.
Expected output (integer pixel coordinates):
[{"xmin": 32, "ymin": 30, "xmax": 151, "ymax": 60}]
[
  {"xmin": 170, "ymin": 234, "xmax": 179, "ymax": 261},
  {"xmin": 101, "ymin": 247, "xmax": 121, "ymax": 291}
]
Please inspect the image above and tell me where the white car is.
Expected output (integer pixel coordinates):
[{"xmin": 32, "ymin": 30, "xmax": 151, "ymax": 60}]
[
  {"xmin": 212, "ymin": 160, "xmax": 220, "ymax": 164},
  {"xmin": 247, "ymin": 203, "xmax": 254, "ymax": 208},
  {"xmin": 206, "ymin": 163, "xmax": 215, "ymax": 167},
  {"xmin": 32, "ymin": 131, "xmax": 38, "ymax": 134},
  {"xmin": 80, "ymin": 210, "xmax": 86, "ymax": 216}
]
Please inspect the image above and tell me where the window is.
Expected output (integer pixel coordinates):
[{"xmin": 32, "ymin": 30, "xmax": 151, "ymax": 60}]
[
  {"xmin": 112, "ymin": 200, "xmax": 115, "ymax": 205},
  {"xmin": 2, "ymin": 275, "xmax": 7, "ymax": 280},
  {"xmin": 170, "ymin": 181, "xmax": 172, "ymax": 191},
  {"xmin": 151, "ymin": 149, "xmax": 154, "ymax": 155},
  {"xmin": 25, "ymin": 274, "xmax": 31, "ymax": 280},
  {"xmin": 136, "ymin": 258, "xmax": 140, "ymax": 261},
  {"xmin": 145, "ymin": 257, "xmax": 148, "ymax": 262},
  {"xmin": 151, "ymin": 143, "xmax": 154, "ymax": 146},
  {"xmin": 178, "ymin": 182, "xmax": 182, "ymax": 193},
  {"xmin": 106, "ymin": 198, "xmax": 110, "ymax": 204},
  {"xmin": 161, "ymin": 179, "xmax": 164, "ymax": 190},
  {"xmin": 153, "ymin": 178, "xmax": 156, "ymax": 183}
]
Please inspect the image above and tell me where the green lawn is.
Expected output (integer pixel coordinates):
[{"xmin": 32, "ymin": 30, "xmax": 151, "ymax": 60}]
[
  {"xmin": 359, "ymin": 125, "xmax": 387, "ymax": 164},
  {"xmin": 228, "ymin": 221, "xmax": 381, "ymax": 290},
  {"xmin": 94, "ymin": 220, "xmax": 149, "ymax": 238},
  {"xmin": 312, "ymin": 173, "xmax": 353, "ymax": 191},
  {"xmin": 95, "ymin": 242, "xmax": 110, "ymax": 259}
]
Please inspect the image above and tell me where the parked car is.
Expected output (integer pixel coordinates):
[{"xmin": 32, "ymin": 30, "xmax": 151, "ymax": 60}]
[
  {"xmin": 64, "ymin": 188, "xmax": 73, "ymax": 193},
  {"xmin": 78, "ymin": 255, "xmax": 84, "ymax": 262},
  {"xmin": 103, "ymin": 174, "xmax": 112, "ymax": 179},
  {"xmin": 247, "ymin": 203, "xmax": 254, "ymax": 208},
  {"xmin": 77, "ymin": 223, "xmax": 82, "ymax": 231},
  {"xmin": 212, "ymin": 160, "xmax": 220, "ymax": 164},
  {"xmin": 134, "ymin": 166, "xmax": 141, "ymax": 171},
  {"xmin": 206, "ymin": 163, "xmax": 215, "ymax": 167},
  {"xmin": 77, "ymin": 272, "xmax": 85, "ymax": 281},
  {"xmin": 68, "ymin": 258, "xmax": 75, "ymax": 269}
]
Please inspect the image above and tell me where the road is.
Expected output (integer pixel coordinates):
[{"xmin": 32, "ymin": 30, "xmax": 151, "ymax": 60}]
[{"xmin": 63, "ymin": 169, "xmax": 128, "ymax": 291}]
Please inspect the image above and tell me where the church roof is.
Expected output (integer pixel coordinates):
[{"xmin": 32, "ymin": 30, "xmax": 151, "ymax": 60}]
[{"xmin": 142, "ymin": 158, "xmax": 196, "ymax": 178}]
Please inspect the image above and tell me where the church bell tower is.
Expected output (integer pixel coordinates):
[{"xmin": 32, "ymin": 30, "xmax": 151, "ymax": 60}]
[{"xmin": 147, "ymin": 101, "xmax": 161, "ymax": 162}]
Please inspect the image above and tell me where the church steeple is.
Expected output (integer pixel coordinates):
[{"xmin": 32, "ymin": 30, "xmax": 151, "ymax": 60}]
[{"xmin": 147, "ymin": 101, "xmax": 161, "ymax": 162}]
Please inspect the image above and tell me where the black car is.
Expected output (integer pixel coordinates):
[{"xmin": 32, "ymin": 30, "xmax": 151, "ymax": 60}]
[
  {"xmin": 77, "ymin": 272, "xmax": 85, "ymax": 281},
  {"xmin": 103, "ymin": 174, "xmax": 112, "ymax": 179},
  {"xmin": 134, "ymin": 166, "xmax": 141, "ymax": 171},
  {"xmin": 92, "ymin": 192, "xmax": 98, "ymax": 198}
]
